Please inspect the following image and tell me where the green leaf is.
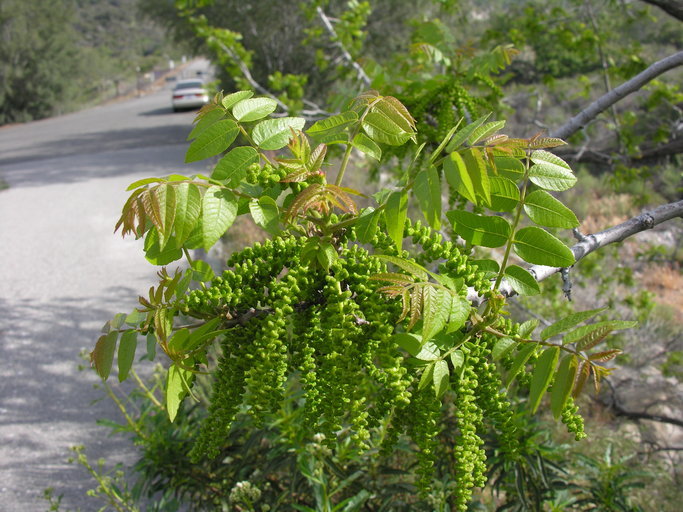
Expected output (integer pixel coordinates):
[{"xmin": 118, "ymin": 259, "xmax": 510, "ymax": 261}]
[
  {"xmin": 249, "ymin": 196, "xmax": 280, "ymax": 234},
  {"xmin": 446, "ymin": 210, "xmax": 511, "ymax": 248},
  {"xmin": 198, "ymin": 186, "xmax": 238, "ymax": 251},
  {"xmin": 166, "ymin": 363, "xmax": 193, "ymax": 422},
  {"xmin": 494, "ymin": 155, "xmax": 525, "ymax": 182},
  {"xmin": 450, "ymin": 350, "xmax": 464, "ymax": 371},
  {"xmin": 307, "ymin": 111, "xmax": 358, "ymax": 139},
  {"xmin": 445, "ymin": 114, "xmax": 490, "ymax": 152},
  {"xmin": 413, "ymin": 166, "xmax": 442, "ymax": 229},
  {"xmin": 362, "ymin": 111, "xmax": 413, "ymax": 146},
  {"xmin": 92, "ymin": 331, "xmax": 118, "ymax": 380},
  {"xmin": 252, "ymin": 117, "xmax": 306, "ymax": 150},
  {"xmin": 506, "ymin": 343, "xmax": 538, "ymax": 387},
  {"xmin": 504, "ymin": 265, "xmax": 541, "ymax": 296},
  {"xmin": 551, "ymin": 355, "xmax": 578, "ymax": 419},
  {"xmin": 117, "ymin": 330, "xmax": 137, "ymax": 382},
  {"xmin": 493, "ymin": 337, "xmax": 516, "ymax": 361},
  {"xmin": 540, "ymin": 308, "xmax": 607, "ymax": 341},
  {"xmin": 172, "ymin": 182, "xmax": 201, "ymax": 247},
  {"xmin": 433, "ymin": 360, "xmax": 450, "ymax": 398},
  {"xmin": 524, "ymin": 190, "xmax": 579, "ymax": 228},
  {"xmin": 354, "ymin": 207, "xmax": 380, "ymax": 244},
  {"xmin": 375, "ymin": 255, "xmax": 429, "ymax": 281},
  {"xmin": 185, "ymin": 120, "xmax": 239, "ymax": 163},
  {"xmin": 317, "ymin": 241, "xmax": 338, "ymax": 271},
  {"xmin": 529, "ymin": 346, "xmax": 560, "ymax": 413},
  {"xmin": 191, "ymin": 259, "xmax": 215, "ymax": 282},
  {"xmin": 126, "ymin": 177, "xmax": 164, "ymax": 191},
  {"xmin": 221, "ymin": 90, "xmax": 253, "ymax": 109},
  {"xmin": 513, "ymin": 226, "xmax": 575, "ymax": 267},
  {"xmin": 444, "ymin": 151, "xmax": 476, "ymax": 204},
  {"xmin": 392, "ymin": 332, "xmax": 422, "ymax": 356},
  {"xmin": 351, "ymin": 132, "xmax": 382, "ymax": 160},
  {"xmin": 472, "ymin": 258, "xmax": 500, "ymax": 275},
  {"xmin": 156, "ymin": 184, "xmax": 177, "ymax": 249},
  {"xmin": 212, "ymin": 146, "xmax": 259, "ymax": 186},
  {"xmin": 563, "ymin": 320, "xmax": 637, "ymax": 348},
  {"xmin": 232, "ymin": 97, "xmax": 278, "ymax": 122},
  {"xmin": 146, "ymin": 332, "xmax": 156, "ymax": 361},
  {"xmin": 489, "ymin": 176, "xmax": 520, "ymax": 212},
  {"xmin": 468, "ymin": 120, "xmax": 506, "ymax": 145},
  {"xmin": 188, "ymin": 107, "xmax": 225, "ymax": 140},
  {"xmin": 519, "ymin": 319, "xmax": 540, "ymax": 338},
  {"xmin": 422, "ymin": 286, "xmax": 450, "ymax": 342},
  {"xmin": 144, "ymin": 229, "xmax": 182, "ymax": 265},
  {"xmin": 528, "ymin": 151, "xmax": 576, "ymax": 191},
  {"xmin": 419, "ymin": 362, "xmax": 435, "ymax": 391},
  {"xmin": 383, "ymin": 190, "xmax": 408, "ymax": 252}
]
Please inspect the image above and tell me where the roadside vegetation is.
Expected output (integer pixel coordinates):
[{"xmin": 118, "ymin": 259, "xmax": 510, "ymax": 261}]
[
  {"xmin": 44, "ymin": 0, "xmax": 682, "ymax": 510},
  {"xmin": 0, "ymin": 0, "xmax": 182, "ymax": 125}
]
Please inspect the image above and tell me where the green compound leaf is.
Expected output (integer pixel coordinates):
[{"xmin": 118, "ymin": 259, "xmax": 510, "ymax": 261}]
[
  {"xmin": 392, "ymin": 332, "xmax": 422, "ymax": 357},
  {"xmin": 362, "ymin": 111, "xmax": 413, "ymax": 146},
  {"xmin": 494, "ymin": 155, "xmax": 525, "ymax": 183},
  {"xmin": 232, "ymin": 97, "xmax": 278, "ymax": 122},
  {"xmin": 489, "ymin": 175, "xmax": 520, "ymax": 212},
  {"xmin": 563, "ymin": 320, "xmax": 638, "ymax": 349},
  {"xmin": 444, "ymin": 148, "xmax": 491, "ymax": 206},
  {"xmin": 144, "ymin": 229, "xmax": 182, "ymax": 265},
  {"xmin": 444, "ymin": 151, "xmax": 476, "ymax": 205},
  {"xmin": 528, "ymin": 151, "xmax": 576, "ymax": 191},
  {"xmin": 513, "ymin": 226, "xmax": 575, "ymax": 267},
  {"xmin": 433, "ymin": 360, "xmax": 450, "ymax": 399},
  {"xmin": 551, "ymin": 354, "xmax": 578, "ymax": 419},
  {"xmin": 351, "ymin": 132, "xmax": 382, "ymax": 160},
  {"xmin": 172, "ymin": 182, "xmax": 201, "ymax": 248},
  {"xmin": 506, "ymin": 343, "xmax": 537, "ymax": 387},
  {"xmin": 92, "ymin": 331, "xmax": 118, "ymax": 380},
  {"xmin": 211, "ymin": 146, "xmax": 259, "ymax": 186},
  {"xmin": 354, "ymin": 207, "xmax": 380, "ymax": 244},
  {"xmin": 445, "ymin": 114, "xmax": 490, "ymax": 152},
  {"xmin": 524, "ymin": 189, "xmax": 579, "ymax": 228},
  {"xmin": 249, "ymin": 196, "xmax": 280, "ymax": 234},
  {"xmin": 384, "ymin": 190, "xmax": 408, "ymax": 252},
  {"xmin": 468, "ymin": 120, "xmax": 506, "ymax": 145},
  {"xmin": 419, "ymin": 362, "xmax": 436, "ymax": 391},
  {"xmin": 198, "ymin": 186, "xmax": 238, "ymax": 251},
  {"xmin": 493, "ymin": 337, "xmax": 516, "ymax": 361},
  {"xmin": 307, "ymin": 111, "xmax": 358, "ymax": 140},
  {"xmin": 421, "ymin": 285, "xmax": 451, "ymax": 342},
  {"xmin": 529, "ymin": 346, "xmax": 560, "ymax": 414},
  {"xmin": 504, "ymin": 265, "xmax": 541, "ymax": 296},
  {"xmin": 185, "ymin": 120, "xmax": 239, "ymax": 163},
  {"xmin": 188, "ymin": 107, "xmax": 225, "ymax": 140},
  {"xmin": 166, "ymin": 363, "xmax": 194, "ymax": 423},
  {"xmin": 540, "ymin": 307, "xmax": 608, "ymax": 341},
  {"xmin": 155, "ymin": 184, "xmax": 176, "ymax": 249},
  {"xmin": 117, "ymin": 330, "xmax": 137, "ymax": 382},
  {"xmin": 252, "ymin": 117, "xmax": 306, "ymax": 150},
  {"xmin": 446, "ymin": 209, "xmax": 511, "ymax": 248},
  {"xmin": 413, "ymin": 166, "xmax": 442, "ymax": 230},
  {"xmin": 221, "ymin": 90, "xmax": 253, "ymax": 109}
]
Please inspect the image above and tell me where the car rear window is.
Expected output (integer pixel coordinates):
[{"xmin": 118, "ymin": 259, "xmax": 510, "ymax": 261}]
[{"xmin": 175, "ymin": 81, "xmax": 204, "ymax": 90}]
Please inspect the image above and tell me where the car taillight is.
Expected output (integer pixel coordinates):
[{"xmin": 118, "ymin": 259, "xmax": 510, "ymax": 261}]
[{"xmin": 173, "ymin": 95, "xmax": 183, "ymax": 99}]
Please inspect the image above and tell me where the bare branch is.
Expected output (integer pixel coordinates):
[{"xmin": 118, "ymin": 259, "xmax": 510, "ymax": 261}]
[
  {"xmin": 469, "ymin": 199, "xmax": 683, "ymax": 302},
  {"xmin": 639, "ymin": 0, "xmax": 683, "ymax": 21},
  {"xmin": 551, "ymin": 51, "xmax": 683, "ymax": 140},
  {"xmin": 316, "ymin": 6, "xmax": 372, "ymax": 88}
]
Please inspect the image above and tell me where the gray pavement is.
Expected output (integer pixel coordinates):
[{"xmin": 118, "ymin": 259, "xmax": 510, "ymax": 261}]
[{"xmin": 0, "ymin": 59, "xmax": 213, "ymax": 511}]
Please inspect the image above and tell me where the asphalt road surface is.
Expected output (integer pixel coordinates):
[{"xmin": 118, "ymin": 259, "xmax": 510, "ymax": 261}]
[{"xmin": 0, "ymin": 58, "xmax": 213, "ymax": 511}]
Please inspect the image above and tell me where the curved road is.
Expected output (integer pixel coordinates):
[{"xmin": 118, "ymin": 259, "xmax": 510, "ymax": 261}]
[{"xmin": 0, "ymin": 59, "xmax": 212, "ymax": 511}]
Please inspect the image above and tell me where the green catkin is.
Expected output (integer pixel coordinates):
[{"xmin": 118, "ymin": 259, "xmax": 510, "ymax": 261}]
[{"xmin": 561, "ymin": 396, "xmax": 587, "ymax": 440}]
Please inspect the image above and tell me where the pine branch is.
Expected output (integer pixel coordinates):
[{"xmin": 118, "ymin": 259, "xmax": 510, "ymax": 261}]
[
  {"xmin": 551, "ymin": 51, "xmax": 683, "ymax": 140},
  {"xmin": 469, "ymin": 199, "xmax": 683, "ymax": 302},
  {"xmin": 316, "ymin": 6, "xmax": 372, "ymax": 88}
]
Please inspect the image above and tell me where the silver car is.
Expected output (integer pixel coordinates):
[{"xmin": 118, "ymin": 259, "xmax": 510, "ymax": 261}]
[{"xmin": 171, "ymin": 79, "xmax": 209, "ymax": 112}]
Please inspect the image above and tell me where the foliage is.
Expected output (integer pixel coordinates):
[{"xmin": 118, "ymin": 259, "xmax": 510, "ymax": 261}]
[{"xmin": 87, "ymin": 85, "xmax": 646, "ymax": 509}]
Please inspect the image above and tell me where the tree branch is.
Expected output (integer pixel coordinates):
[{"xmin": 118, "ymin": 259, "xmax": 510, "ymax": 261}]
[
  {"xmin": 469, "ymin": 199, "xmax": 683, "ymax": 302},
  {"xmin": 316, "ymin": 6, "xmax": 372, "ymax": 88},
  {"xmin": 639, "ymin": 0, "xmax": 683, "ymax": 21},
  {"xmin": 550, "ymin": 51, "xmax": 683, "ymax": 140}
]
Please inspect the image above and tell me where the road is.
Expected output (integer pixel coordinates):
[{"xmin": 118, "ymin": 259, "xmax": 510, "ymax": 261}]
[{"xmin": 0, "ymin": 58, "xmax": 213, "ymax": 511}]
